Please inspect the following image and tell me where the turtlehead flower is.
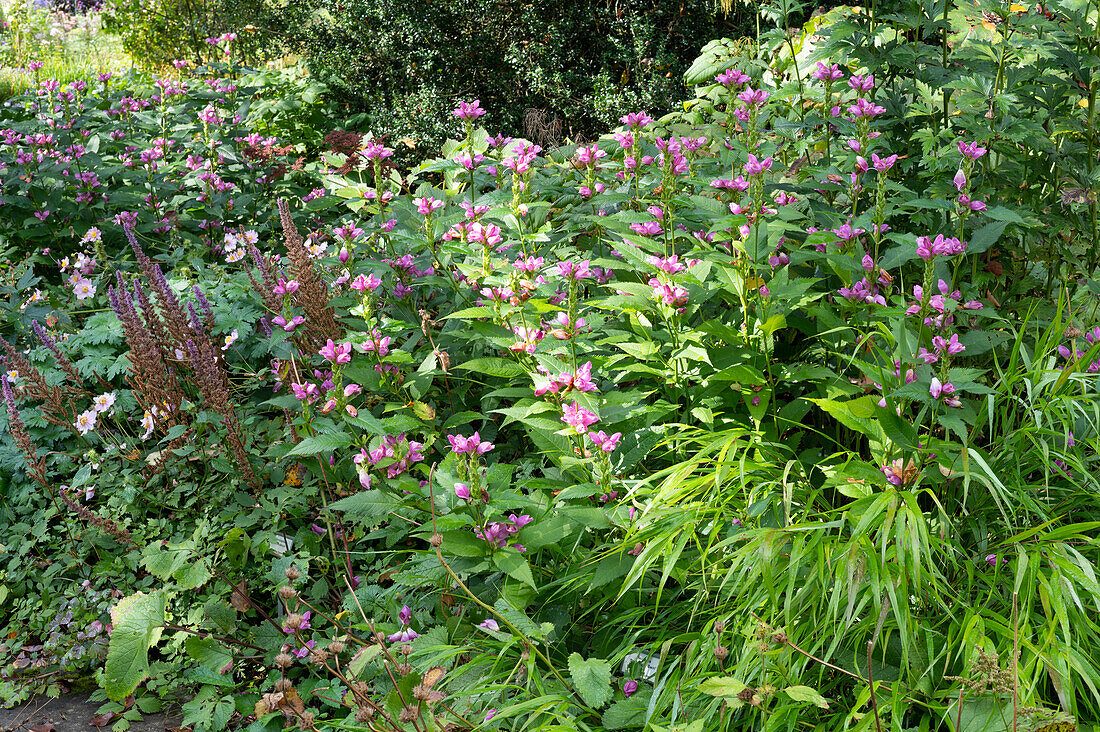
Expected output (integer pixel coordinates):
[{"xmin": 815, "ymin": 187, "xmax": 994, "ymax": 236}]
[
  {"xmin": 848, "ymin": 74, "xmax": 875, "ymax": 91},
  {"xmin": 351, "ymin": 273, "xmax": 382, "ymax": 292},
  {"xmin": 958, "ymin": 140, "xmax": 987, "ymax": 160},
  {"xmin": 479, "ymin": 618, "xmax": 500, "ymax": 631},
  {"xmin": 557, "ymin": 260, "xmax": 593, "ymax": 280},
  {"xmin": 453, "ymin": 99, "xmax": 486, "ymax": 120},
  {"xmin": 620, "ymin": 111, "xmax": 654, "ymax": 129},
  {"xmin": 319, "ymin": 339, "xmax": 353, "ymax": 365},
  {"xmin": 589, "ymin": 430, "xmax": 621, "ymax": 453},
  {"xmin": 274, "ymin": 279, "xmax": 300, "ymax": 296},
  {"xmin": 414, "ymin": 197, "xmax": 444, "ymax": 216},
  {"xmin": 448, "ymin": 431, "xmax": 494, "ymax": 455},
  {"xmin": 562, "ymin": 401, "xmax": 599, "ymax": 433},
  {"xmin": 743, "ymin": 154, "xmax": 773, "ymax": 176},
  {"xmin": 716, "ymin": 68, "xmax": 751, "ymax": 86},
  {"xmin": 455, "ymin": 483, "xmax": 471, "ymax": 500},
  {"xmin": 811, "ymin": 62, "xmax": 845, "ymax": 82}
]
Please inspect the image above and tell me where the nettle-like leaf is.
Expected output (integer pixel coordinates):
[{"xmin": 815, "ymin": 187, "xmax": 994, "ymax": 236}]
[
  {"xmin": 568, "ymin": 652, "xmax": 613, "ymax": 708},
  {"xmin": 105, "ymin": 591, "xmax": 167, "ymax": 701}
]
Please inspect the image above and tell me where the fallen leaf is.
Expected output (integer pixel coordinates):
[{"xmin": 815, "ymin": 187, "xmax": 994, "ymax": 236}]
[{"xmin": 230, "ymin": 580, "xmax": 251, "ymax": 612}]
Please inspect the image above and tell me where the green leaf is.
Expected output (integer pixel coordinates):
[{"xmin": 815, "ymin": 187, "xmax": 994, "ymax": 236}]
[
  {"xmin": 327, "ymin": 490, "xmax": 399, "ymax": 522},
  {"xmin": 105, "ymin": 592, "xmax": 167, "ymax": 701},
  {"xmin": 184, "ymin": 636, "xmax": 232, "ymax": 671},
  {"xmin": 492, "ymin": 549, "xmax": 537, "ymax": 589},
  {"xmin": 568, "ymin": 653, "xmax": 613, "ymax": 708},
  {"xmin": 602, "ymin": 692, "xmax": 652, "ymax": 729},
  {"xmin": 697, "ymin": 676, "xmax": 747, "ymax": 699},
  {"xmin": 806, "ymin": 397, "xmax": 886, "ymax": 442},
  {"xmin": 783, "ymin": 685, "xmax": 829, "ymax": 709},
  {"xmin": 286, "ymin": 432, "xmax": 354, "ymax": 456},
  {"xmin": 458, "ymin": 357, "xmax": 527, "ymax": 378}
]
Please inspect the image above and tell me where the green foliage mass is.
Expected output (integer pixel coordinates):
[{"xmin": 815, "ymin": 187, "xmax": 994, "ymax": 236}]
[
  {"xmin": 283, "ymin": 0, "xmax": 743, "ymax": 151},
  {"xmin": 2, "ymin": 0, "xmax": 1100, "ymax": 730}
]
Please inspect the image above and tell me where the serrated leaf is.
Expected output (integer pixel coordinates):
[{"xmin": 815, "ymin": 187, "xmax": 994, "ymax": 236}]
[
  {"xmin": 105, "ymin": 592, "xmax": 166, "ymax": 701},
  {"xmin": 286, "ymin": 432, "xmax": 354, "ymax": 456},
  {"xmin": 492, "ymin": 549, "xmax": 537, "ymax": 589},
  {"xmin": 458, "ymin": 357, "xmax": 526, "ymax": 377},
  {"xmin": 326, "ymin": 490, "xmax": 399, "ymax": 522},
  {"xmin": 568, "ymin": 653, "xmax": 613, "ymax": 708},
  {"xmin": 698, "ymin": 676, "xmax": 748, "ymax": 698},
  {"xmin": 184, "ymin": 636, "xmax": 232, "ymax": 671}
]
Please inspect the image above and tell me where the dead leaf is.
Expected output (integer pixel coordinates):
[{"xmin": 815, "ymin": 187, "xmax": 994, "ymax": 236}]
[
  {"xmin": 89, "ymin": 712, "xmax": 119, "ymax": 727},
  {"xmin": 30, "ymin": 723, "xmax": 56, "ymax": 732},
  {"xmin": 230, "ymin": 579, "xmax": 251, "ymax": 611}
]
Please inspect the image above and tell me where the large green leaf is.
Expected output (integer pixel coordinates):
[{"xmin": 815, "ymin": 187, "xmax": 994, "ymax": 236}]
[
  {"xmin": 105, "ymin": 592, "xmax": 167, "ymax": 701},
  {"xmin": 568, "ymin": 653, "xmax": 613, "ymax": 708}
]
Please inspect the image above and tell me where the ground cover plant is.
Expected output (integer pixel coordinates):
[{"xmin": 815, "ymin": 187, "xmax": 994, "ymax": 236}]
[{"xmin": 1, "ymin": 0, "xmax": 1100, "ymax": 730}]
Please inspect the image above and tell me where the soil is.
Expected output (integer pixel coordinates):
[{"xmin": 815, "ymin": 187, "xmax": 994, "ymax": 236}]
[{"xmin": 0, "ymin": 693, "xmax": 183, "ymax": 732}]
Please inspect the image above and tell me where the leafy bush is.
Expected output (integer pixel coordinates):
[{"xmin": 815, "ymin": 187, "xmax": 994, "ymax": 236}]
[
  {"xmin": 285, "ymin": 0, "xmax": 741, "ymax": 152},
  {"xmin": 100, "ymin": 0, "xmax": 290, "ymax": 68},
  {"xmin": 3, "ymin": 0, "xmax": 1100, "ymax": 729}
]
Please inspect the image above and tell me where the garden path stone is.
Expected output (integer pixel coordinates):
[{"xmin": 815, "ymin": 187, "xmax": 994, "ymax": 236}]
[{"xmin": 0, "ymin": 694, "xmax": 183, "ymax": 732}]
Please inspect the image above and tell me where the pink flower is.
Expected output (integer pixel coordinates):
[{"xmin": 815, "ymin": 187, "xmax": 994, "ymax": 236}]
[
  {"xmin": 811, "ymin": 62, "xmax": 845, "ymax": 82},
  {"xmin": 557, "ymin": 260, "xmax": 593, "ymax": 280},
  {"xmin": 562, "ymin": 401, "xmax": 599, "ymax": 433},
  {"xmin": 448, "ymin": 432, "xmax": 494, "ymax": 455},
  {"xmin": 620, "ymin": 111, "xmax": 654, "ymax": 129},
  {"xmin": 453, "ymin": 100, "xmax": 487, "ymax": 120},
  {"xmin": 414, "ymin": 197, "xmax": 444, "ymax": 216},
  {"xmin": 351, "ymin": 273, "xmax": 382, "ymax": 292},
  {"xmin": 743, "ymin": 154, "xmax": 773, "ymax": 176},
  {"xmin": 715, "ymin": 68, "xmax": 750, "ymax": 86},
  {"xmin": 319, "ymin": 339, "xmax": 353, "ymax": 364},
  {"xmin": 958, "ymin": 140, "xmax": 987, "ymax": 160},
  {"xmin": 953, "ymin": 169, "xmax": 967, "ymax": 191},
  {"xmin": 588, "ymin": 430, "xmax": 621, "ymax": 453},
  {"xmin": 623, "ymin": 680, "xmax": 638, "ymax": 697},
  {"xmin": 455, "ymin": 483, "xmax": 471, "ymax": 500},
  {"xmin": 273, "ymin": 279, "xmax": 300, "ymax": 295}
]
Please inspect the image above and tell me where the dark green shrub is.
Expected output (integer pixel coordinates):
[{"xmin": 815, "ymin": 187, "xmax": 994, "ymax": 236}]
[
  {"xmin": 287, "ymin": 0, "xmax": 743, "ymax": 151},
  {"xmin": 101, "ymin": 0, "xmax": 296, "ymax": 67}
]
